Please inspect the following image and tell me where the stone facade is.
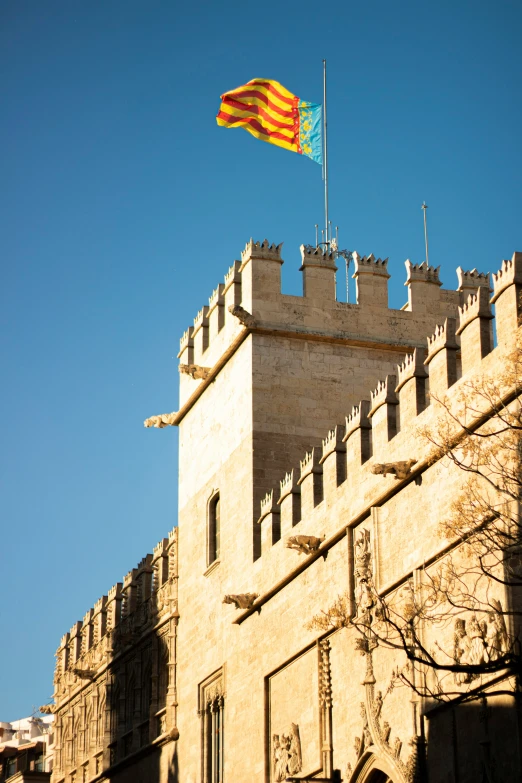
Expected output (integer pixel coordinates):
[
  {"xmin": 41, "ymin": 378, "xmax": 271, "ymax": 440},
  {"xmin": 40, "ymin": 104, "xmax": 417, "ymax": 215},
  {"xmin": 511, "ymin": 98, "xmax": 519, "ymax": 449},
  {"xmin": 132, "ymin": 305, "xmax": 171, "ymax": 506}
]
[{"xmin": 51, "ymin": 241, "xmax": 522, "ymax": 783}]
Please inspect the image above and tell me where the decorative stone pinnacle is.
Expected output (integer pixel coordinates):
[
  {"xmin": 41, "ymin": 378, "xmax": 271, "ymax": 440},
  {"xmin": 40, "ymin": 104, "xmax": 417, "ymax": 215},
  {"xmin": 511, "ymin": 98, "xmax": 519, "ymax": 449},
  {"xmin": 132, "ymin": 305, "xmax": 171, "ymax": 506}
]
[
  {"xmin": 343, "ymin": 400, "xmax": 371, "ymax": 441},
  {"xmin": 259, "ymin": 489, "xmax": 278, "ymax": 523},
  {"xmin": 93, "ymin": 596, "xmax": 107, "ymax": 615},
  {"xmin": 223, "ymin": 260, "xmax": 241, "ymax": 291},
  {"xmin": 168, "ymin": 526, "xmax": 178, "ymax": 544},
  {"xmin": 123, "ymin": 568, "xmax": 138, "ymax": 588},
  {"xmin": 228, "ymin": 304, "xmax": 256, "ymax": 328},
  {"xmin": 425, "ymin": 318, "xmax": 458, "ymax": 364},
  {"xmin": 456, "ymin": 267, "xmax": 490, "ymax": 292},
  {"xmin": 82, "ymin": 608, "xmax": 93, "ymax": 625},
  {"xmin": 405, "ymin": 260, "xmax": 442, "ymax": 286},
  {"xmin": 179, "ymin": 327, "xmax": 194, "ymax": 353},
  {"xmin": 491, "ymin": 252, "xmax": 522, "ymax": 303},
  {"xmin": 208, "ymin": 283, "xmax": 225, "ymax": 310},
  {"xmin": 369, "ymin": 375, "xmax": 398, "ymax": 418},
  {"xmin": 300, "ymin": 244, "xmax": 337, "ymax": 268},
  {"xmin": 298, "ymin": 448, "xmax": 322, "ymax": 483},
  {"xmin": 279, "ymin": 470, "xmax": 299, "ymax": 502},
  {"xmin": 193, "ymin": 306, "xmax": 209, "ymax": 330},
  {"xmin": 144, "ymin": 412, "xmax": 178, "ymax": 429},
  {"xmin": 353, "ymin": 253, "xmax": 390, "ymax": 278},
  {"xmin": 107, "ymin": 583, "xmax": 122, "ymax": 601},
  {"xmin": 456, "ymin": 286, "xmax": 493, "ymax": 335},
  {"xmin": 153, "ymin": 538, "xmax": 168, "ymax": 559},
  {"xmin": 179, "ymin": 364, "xmax": 211, "ymax": 381},
  {"xmin": 396, "ymin": 349, "xmax": 427, "ymax": 392},
  {"xmin": 69, "ymin": 621, "xmax": 82, "ymax": 637},
  {"xmin": 321, "ymin": 425, "xmax": 346, "ymax": 462},
  {"xmin": 240, "ymin": 238, "xmax": 283, "ymax": 265}
]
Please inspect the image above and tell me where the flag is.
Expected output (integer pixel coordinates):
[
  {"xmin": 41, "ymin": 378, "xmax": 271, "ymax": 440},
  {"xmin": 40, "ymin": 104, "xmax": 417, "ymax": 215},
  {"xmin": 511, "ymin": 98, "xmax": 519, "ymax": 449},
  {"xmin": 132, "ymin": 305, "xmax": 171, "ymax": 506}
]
[{"xmin": 216, "ymin": 79, "xmax": 322, "ymax": 165}]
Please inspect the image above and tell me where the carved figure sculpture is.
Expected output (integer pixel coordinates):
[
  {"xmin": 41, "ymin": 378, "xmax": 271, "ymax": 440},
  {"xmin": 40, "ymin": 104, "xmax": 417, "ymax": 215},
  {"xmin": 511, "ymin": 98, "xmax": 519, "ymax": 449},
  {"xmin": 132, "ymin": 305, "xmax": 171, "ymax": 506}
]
[
  {"xmin": 272, "ymin": 724, "xmax": 302, "ymax": 781},
  {"xmin": 454, "ymin": 603, "xmax": 507, "ymax": 683},
  {"xmin": 179, "ymin": 364, "xmax": 211, "ymax": 381},
  {"xmin": 354, "ymin": 529, "xmax": 376, "ymax": 624},
  {"xmin": 370, "ymin": 459, "xmax": 417, "ymax": 480},
  {"xmin": 39, "ymin": 704, "xmax": 55, "ymax": 714},
  {"xmin": 228, "ymin": 304, "xmax": 256, "ymax": 328},
  {"xmin": 286, "ymin": 535, "xmax": 323, "ymax": 555},
  {"xmin": 485, "ymin": 599, "xmax": 508, "ymax": 661},
  {"xmin": 222, "ymin": 593, "xmax": 258, "ymax": 610}
]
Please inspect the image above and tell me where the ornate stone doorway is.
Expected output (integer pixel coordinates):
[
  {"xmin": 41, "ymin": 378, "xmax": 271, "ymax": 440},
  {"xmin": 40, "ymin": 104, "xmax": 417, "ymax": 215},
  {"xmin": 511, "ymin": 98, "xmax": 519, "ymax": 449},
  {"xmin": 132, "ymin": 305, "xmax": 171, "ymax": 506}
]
[{"xmin": 350, "ymin": 752, "xmax": 398, "ymax": 783}]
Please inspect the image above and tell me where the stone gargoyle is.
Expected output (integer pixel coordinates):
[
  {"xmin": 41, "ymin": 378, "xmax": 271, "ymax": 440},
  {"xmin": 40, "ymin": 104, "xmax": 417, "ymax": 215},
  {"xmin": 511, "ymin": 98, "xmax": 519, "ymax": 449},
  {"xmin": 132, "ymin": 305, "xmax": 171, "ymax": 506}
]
[
  {"xmin": 286, "ymin": 535, "xmax": 323, "ymax": 555},
  {"xmin": 179, "ymin": 364, "xmax": 211, "ymax": 381},
  {"xmin": 223, "ymin": 593, "xmax": 259, "ymax": 610},
  {"xmin": 370, "ymin": 459, "xmax": 417, "ymax": 480},
  {"xmin": 228, "ymin": 304, "xmax": 256, "ymax": 328}
]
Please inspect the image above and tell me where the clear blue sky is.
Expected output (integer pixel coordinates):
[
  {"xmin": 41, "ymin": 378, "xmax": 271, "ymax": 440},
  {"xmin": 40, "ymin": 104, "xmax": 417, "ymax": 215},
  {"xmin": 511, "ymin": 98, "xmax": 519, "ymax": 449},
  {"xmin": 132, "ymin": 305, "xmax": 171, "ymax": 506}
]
[{"xmin": 1, "ymin": 0, "xmax": 520, "ymax": 717}]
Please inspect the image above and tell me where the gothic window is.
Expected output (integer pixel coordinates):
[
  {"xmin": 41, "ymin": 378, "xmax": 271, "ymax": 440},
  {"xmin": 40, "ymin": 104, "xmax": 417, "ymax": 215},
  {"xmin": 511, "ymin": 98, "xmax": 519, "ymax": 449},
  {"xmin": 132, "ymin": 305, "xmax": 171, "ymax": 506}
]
[
  {"xmin": 208, "ymin": 492, "xmax": 221, "ymax": 566},
  {"xmin": 199, "ymin": 670, "xmax": 225, "ymax": 783}
]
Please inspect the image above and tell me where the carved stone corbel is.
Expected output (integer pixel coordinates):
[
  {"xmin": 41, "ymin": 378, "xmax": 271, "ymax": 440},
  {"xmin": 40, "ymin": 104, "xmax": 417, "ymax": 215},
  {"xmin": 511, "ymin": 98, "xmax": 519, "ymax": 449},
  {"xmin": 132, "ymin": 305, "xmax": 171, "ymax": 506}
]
[
  {"xmin": 222, "ymin": 593, "xmax": 258, "ymax": 610},
  {"xmin": 286, "ymin": 535, "xmax": 323, "ymax": 555},
  {"xmin": 228, "ymin": 304, "xmax": 256, "ymax": 328},
  {"xmin": 371, "ymin": 459, "xmax": 417, "ymax": 480}
]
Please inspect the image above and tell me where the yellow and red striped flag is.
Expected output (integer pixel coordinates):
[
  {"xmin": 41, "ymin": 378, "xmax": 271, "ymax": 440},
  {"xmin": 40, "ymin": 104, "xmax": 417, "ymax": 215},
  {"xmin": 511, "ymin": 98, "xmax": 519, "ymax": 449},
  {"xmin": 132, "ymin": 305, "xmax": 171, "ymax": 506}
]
[{"xmin": 216, "ymin": 78, "xmax": 322, "ymax": 165}]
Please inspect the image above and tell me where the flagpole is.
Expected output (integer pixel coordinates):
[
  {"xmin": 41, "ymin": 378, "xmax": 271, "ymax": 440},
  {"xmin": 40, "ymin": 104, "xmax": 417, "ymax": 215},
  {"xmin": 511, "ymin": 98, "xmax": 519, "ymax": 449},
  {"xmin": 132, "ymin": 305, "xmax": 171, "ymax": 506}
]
[
  {"xmin": 323, "ymin": 59, "xmax": 329, "ymax": 247},
  {"xmin": 421, "ymin": 202, "xmax": 429, "ymax": 265}
]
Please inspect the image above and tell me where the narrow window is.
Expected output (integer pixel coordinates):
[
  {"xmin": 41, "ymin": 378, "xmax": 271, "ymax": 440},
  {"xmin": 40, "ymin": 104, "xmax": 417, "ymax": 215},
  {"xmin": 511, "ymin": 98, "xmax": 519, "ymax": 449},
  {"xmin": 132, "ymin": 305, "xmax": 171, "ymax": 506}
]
[{"xmin": 208, "ymin": 494, "xmax": 220, "ymax": 565}]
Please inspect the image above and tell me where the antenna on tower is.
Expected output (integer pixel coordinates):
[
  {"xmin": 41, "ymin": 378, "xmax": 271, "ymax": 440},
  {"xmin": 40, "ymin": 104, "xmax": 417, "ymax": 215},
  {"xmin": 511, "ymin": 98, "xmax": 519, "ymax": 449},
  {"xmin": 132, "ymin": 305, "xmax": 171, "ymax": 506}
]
[{"xmin": 421, "ymin": 202, "xmax": 429, "ymax": 265}]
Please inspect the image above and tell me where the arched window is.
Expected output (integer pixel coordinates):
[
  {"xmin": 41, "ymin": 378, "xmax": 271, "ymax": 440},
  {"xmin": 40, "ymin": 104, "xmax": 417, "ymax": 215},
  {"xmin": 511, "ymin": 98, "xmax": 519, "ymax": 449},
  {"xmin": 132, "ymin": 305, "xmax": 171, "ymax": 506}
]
[{"xmin": 208, "ymin": 493, "xmax": 220, "ymax": 566}]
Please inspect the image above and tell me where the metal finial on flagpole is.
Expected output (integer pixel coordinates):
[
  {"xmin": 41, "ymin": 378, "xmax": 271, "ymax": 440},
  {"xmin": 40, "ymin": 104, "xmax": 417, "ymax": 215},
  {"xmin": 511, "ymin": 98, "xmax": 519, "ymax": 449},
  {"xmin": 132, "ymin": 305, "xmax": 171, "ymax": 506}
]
[
  {"xmin": 421, "ymin": 202, "xmax": 429, "ymax": 265},
  {"xmin": 323, "ymin": 59, "xmax": 329, "ymax": 247}
]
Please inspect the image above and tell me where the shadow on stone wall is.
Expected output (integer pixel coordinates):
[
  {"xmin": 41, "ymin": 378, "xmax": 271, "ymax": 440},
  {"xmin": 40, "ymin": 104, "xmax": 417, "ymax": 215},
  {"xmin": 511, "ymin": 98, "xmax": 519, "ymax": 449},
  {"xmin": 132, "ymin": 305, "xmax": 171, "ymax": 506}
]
[{"xmin": 425, "ymin": 696, "xmax": 520, "ymax": 783}]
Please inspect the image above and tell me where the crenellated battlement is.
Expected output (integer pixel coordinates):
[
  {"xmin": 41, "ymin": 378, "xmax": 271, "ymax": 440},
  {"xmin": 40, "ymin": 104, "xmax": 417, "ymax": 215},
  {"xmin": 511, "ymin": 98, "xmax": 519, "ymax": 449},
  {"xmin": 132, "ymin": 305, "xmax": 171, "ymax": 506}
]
[
  {"xmin": 456, "ymin": 266, "xmax": 490, "ymax": 293},
  {"xmin": 344, "ymin": 400, "xmax": 371, "ymax": 441},
  {"xmin": 491, "ymin": 252, "xmax": 522, "ymax": 301},
  {"xmin": 369, "ymin": 375, "xmax": 398, "ymax": 416},
  {"xmin": 56, "ymin": 527, "xmax": 178, "ymax": 676},
  {"xmin": 279, "ymin": 469, "xmax": 299, "ymax": 502},
  {"xmin": 255, "ymin": 250, "xmax": 521, "ymax": 558},
  {"xmin": 300, "ymin": 244, "xmax": 337, "ymax": 267},
  {"xmin": 396, "ymin": 348, "xmax": 427, "ymax": 391},
  {"xmin": 405, "ymin": 260, "xmax": 441, "ymax": 286},
  {"xmin": 240, "ymin": 238, "xmax": 283, "ymax": 265},
  {"xmin": 426, "ymin": 317, "xmax": 458, "ymax": 363},
  {"xmin": 167, "ymin": 239, "xmax": 498, "ymax": 415},
  {"xmin": 353, "ymin": 252, "xmax": 390, "ymax": 277},
  {"xmin": 457, "ymin": 286, "xmax": 493, "ymax": 333}
]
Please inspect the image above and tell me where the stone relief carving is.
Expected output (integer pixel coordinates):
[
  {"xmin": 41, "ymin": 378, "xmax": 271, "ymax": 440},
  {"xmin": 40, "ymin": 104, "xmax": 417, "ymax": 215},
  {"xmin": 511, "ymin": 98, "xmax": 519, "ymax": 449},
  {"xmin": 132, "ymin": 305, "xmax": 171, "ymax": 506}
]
[
  {"xmin": 228, "ymin": 304, "xmax": 256, "ymax": 328},
  {"xmin": 286, "ymin": 535, "xmax": 323, "ymax": 555},
  {"xmin": 272, "ymin": 723, "xmax": 302, "ymax": 782},
  {"xmin": 353, "ymin": 529, "xmax": 378, "ymax": 627},
  {"xmin": 39, "ymin": 704, "xmax": 56, "ymax": 714},
  {"xmin": 179, "ymin": 363, "xmax": 211, "ymax": 380},
  {"xmin": 222, "ymin": 593, "xmax": 258, "ymax": 610},
  {"xmin": 453, "ymin": 601, "xmax": 507, "ymax": 684},
  {"xmin": 371, "ymin": 459, "xmax": 417, "ymax": 480}
]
